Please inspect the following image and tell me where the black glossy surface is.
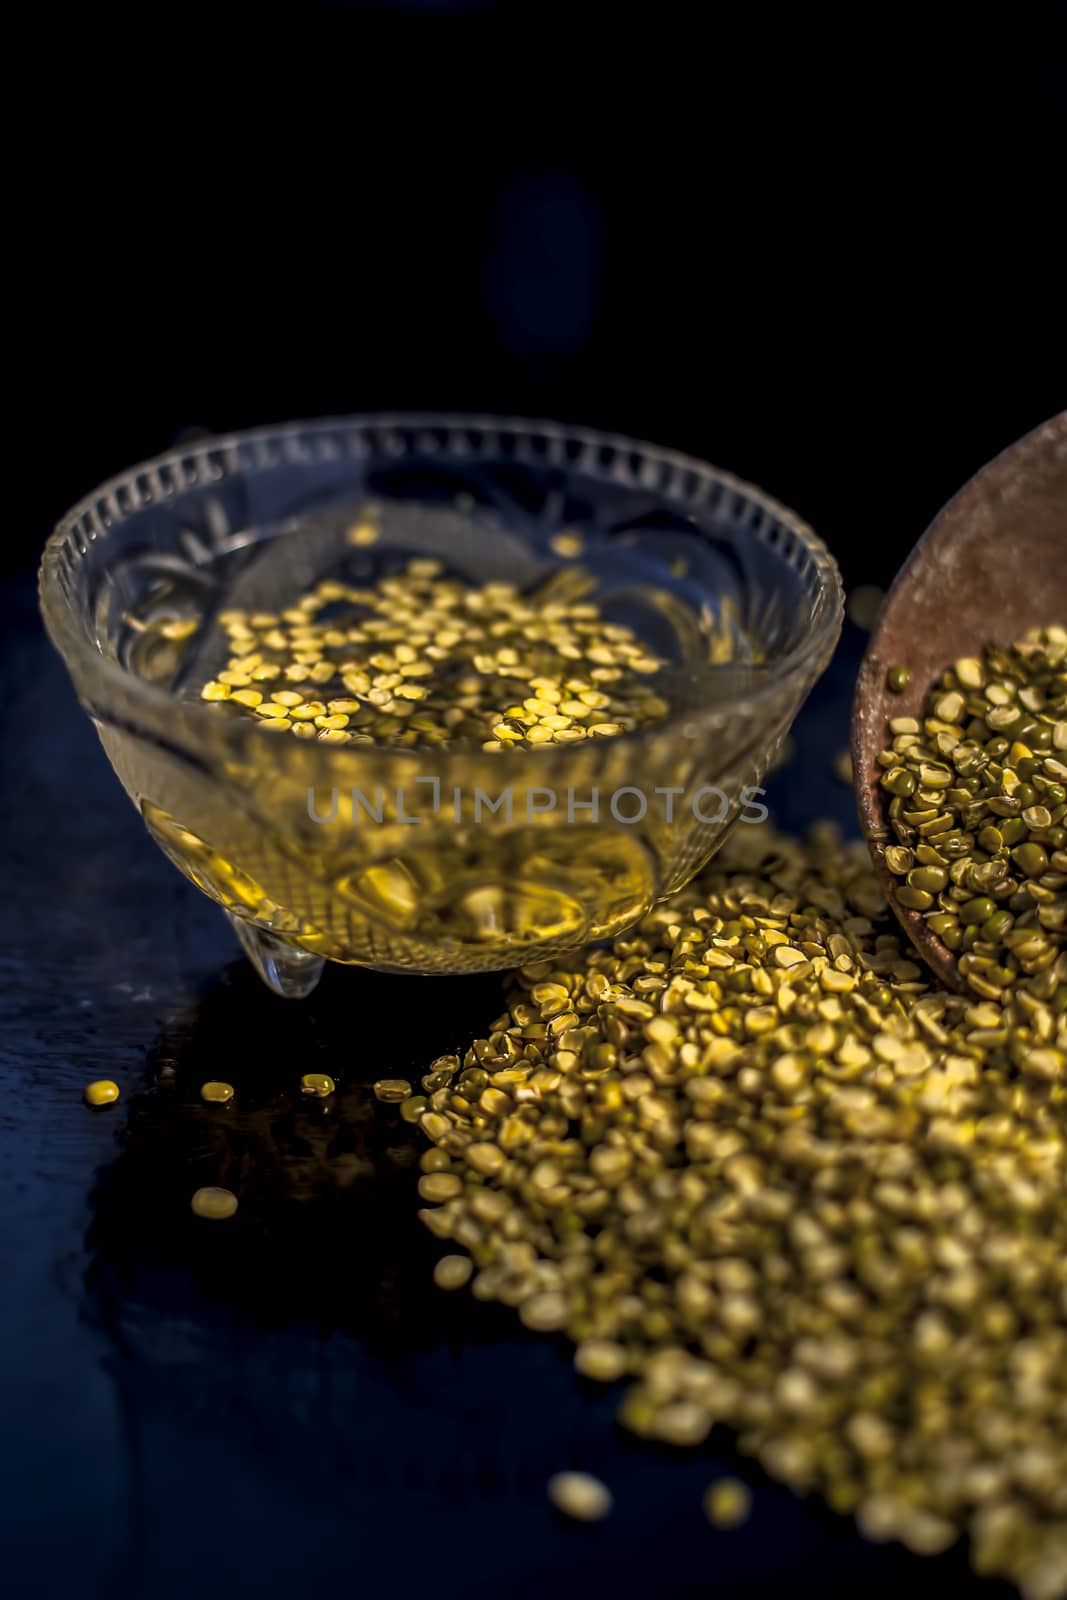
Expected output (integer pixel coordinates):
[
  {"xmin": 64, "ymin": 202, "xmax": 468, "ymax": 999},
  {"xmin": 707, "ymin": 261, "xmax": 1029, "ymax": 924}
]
[{"xmin": 2, "ymin": 577, "xmax": 1004, "ymax": 1600}]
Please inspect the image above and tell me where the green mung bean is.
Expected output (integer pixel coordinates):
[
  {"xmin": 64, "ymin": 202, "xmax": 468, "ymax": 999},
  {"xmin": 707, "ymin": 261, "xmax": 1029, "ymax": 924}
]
[{"xmin": 879, "ymin": 626, "xmax": 1067, "ymax": 1010}]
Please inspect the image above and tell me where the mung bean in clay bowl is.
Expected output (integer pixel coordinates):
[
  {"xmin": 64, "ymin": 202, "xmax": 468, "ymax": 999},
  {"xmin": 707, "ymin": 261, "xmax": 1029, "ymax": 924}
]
[
  {"xmin": 853, "ymin": 411, "xmax": 1067, "ymax": 993},
  {"xmin": 38, "ymin": 415, "xmax": 843, "ymax": 994}
]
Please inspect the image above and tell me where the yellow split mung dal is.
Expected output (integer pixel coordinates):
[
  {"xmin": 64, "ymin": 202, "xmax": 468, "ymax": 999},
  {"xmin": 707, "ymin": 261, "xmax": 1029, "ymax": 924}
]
[
  {"xmin": 414, "ymin": 819, "xmax": 1067, "ymax": 1599},
  {"xmin": 199, "ymin": 559, "xmax": 670, "ymax": 751}
]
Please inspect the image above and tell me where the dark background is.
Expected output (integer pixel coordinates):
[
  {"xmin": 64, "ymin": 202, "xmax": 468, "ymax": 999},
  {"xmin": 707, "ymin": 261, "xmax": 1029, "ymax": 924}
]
[
  {"xmin": 3, "ymin": 6, "xmax": 1065, "ymax": 1600},
  {"xmin": 13, "ymin": 1, "xmax": 1066, "ymax": 589}
]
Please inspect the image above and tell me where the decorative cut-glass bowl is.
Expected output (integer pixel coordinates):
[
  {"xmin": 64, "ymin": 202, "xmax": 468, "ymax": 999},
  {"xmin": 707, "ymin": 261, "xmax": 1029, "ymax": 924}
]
[{"xmin": 39, "ymin": 416, "xmax": 842, "ymax": 995}]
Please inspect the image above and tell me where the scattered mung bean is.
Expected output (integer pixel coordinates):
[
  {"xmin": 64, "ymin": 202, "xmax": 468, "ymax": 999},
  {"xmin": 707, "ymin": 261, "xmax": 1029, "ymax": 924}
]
[
  {"xmin": 84, "ymin": 1080, "xmax": 120, "ymax": 1107},
  {"xmin": 373, "ymin": 1078, "xmax": 413, "ymax": 1103},
  {"xmin": 413, "ymin": 816, "xmax": 1067, "ymax": 1598},
  {"xmin": 703, "ymin": 1479, "xmax": 752, "ymax": 1530},
  {"xmin": 200, "ymin": 1080, "xmax": 235, "ymax": 1104},
  {"xmin": 547, "ymin": 1471, "xmax": 613, "ymax": 1522},
  {"xmin": 433, "ymin": 1254, "xmax": 474, "ymax": 1291},
  {"xmin": 300, "ymin": 1073, "xmax": 335, "ymax": 1098},
  {"xmin": 191, "ymin": 1186, "xmax": 238, "ymax": 1220}
]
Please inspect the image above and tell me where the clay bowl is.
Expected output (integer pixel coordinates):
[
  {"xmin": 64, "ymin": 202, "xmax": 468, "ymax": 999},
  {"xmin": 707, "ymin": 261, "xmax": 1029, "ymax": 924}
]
[{"xmin": 851, "ymin": 411, "xmax": 1067, "ymax": 988}]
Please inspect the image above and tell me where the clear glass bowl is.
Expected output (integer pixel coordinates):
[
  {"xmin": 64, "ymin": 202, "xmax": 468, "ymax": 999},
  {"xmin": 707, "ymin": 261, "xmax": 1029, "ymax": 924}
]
[{"xmin": 39, "ymin": 416, "xmax": 842, "ymax": 995}]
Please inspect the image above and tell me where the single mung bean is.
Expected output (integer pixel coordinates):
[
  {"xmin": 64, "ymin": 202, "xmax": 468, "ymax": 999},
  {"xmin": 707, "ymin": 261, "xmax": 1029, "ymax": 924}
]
[
  {"xmin": 300, "ymin": 1073, "xmax": 335, "ymax": 1098},
  {"xmin": 547, "ymin": 1471, "xmax": 613, "ymax": 1522},
  {"xmin": 433, "ymin": 1254, "xmax": 474, "ymax": 1291},
  {"xmin": 703, "ymin": 1478, "xmax": 752, "ymax": 1529},
  {"xmin": 191, "ymin": 1186, "xmax": 238, "ymax": 1220},
  {"xmin": 84, "ymin": 1079, "xmax": 120, "ymax": 1107},
  {"xmin": 960, "ymin": 897, "xmax": 996, "ymax": 924},
  {"xmin": 574, "ymin": 1340, "xmax": 628, "ymax": 1382},
  {"xmin": 520, "ymin": 1292, "xmax": 570, "ymax": 1331},
  {"xmin": 418, "ymin": 1172, "xmax": 463, "ymax": 1202},
  {"xmin": 896, "ymin": 886, "xmax": 934, "ymax": 910},
  {"xmin": 200, "ymin": 1081, "xmax": 235, "ymax": 1105},
  {"xmin": 373, "ymin": 1078, "xmax": 413, "ymax": 1103},
  {"xmin": 883, "ymin": 768, "xmax": 917, "ymax": 798}
]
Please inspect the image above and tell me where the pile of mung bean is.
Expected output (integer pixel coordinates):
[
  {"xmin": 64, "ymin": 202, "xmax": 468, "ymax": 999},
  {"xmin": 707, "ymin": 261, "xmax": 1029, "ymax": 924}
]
[
  {"xmin": 199, "ymin": 559, "xmax": 669, "ymax": 750},
  {"xmin": 411, "ymin": 812, "xmax": 1067, "ymax": 1599},
  {"xmin": 877, "ymin": 626, "xmax": 1067, "ymax": 1011}
]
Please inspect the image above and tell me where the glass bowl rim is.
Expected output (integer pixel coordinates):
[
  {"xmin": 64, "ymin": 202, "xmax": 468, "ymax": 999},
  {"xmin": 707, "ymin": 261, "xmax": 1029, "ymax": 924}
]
[{"xmin": 39, "ymin": 412, "xmax": 844, "ymax": 768}]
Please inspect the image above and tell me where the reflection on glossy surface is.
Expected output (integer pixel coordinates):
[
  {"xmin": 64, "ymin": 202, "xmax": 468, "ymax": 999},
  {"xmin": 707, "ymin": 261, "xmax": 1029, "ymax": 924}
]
[{"xmin": 85, "ymin": 960, "xmax": 508, "ymax": 1346}]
